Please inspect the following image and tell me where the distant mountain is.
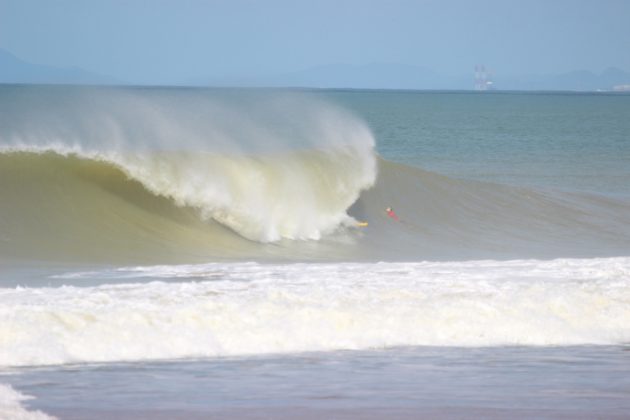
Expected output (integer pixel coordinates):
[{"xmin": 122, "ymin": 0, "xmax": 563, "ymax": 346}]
[
  {"xmin": 0, "ymin": 49, "xmax": 118, "ymax": 85},
  {"xmin": 194, "ymin": 63, "xmax": 630, "ymax": 91},
  {"xmin": 191, "ymin": 63, "xmax": 463, "ymax": 90},
  {"xmin": 496, "ymin": 68, "xmax": 630, "ymax": 91},
  {"xmin": 266, "ymin": 63, "xmax": 459, "ymax": 89},
  {"xmin": 3, "ymin": 48, "xmax": 628, "ymax": 91}
]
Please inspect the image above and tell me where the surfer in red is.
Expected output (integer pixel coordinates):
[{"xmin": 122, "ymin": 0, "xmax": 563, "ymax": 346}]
[{"xmin": 386, "ymin": 207, "xmax": 400, "ymax": 221}]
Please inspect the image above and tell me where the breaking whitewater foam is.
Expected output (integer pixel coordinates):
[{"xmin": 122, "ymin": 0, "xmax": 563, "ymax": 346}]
[
  {"xmin": 0, "ymin": 384, "xmax": 55, "ymax": 420},
  {"xmin": 2, "ymin": 258, "xmax": 629, "ymax": 367},
  {"xmin": 0, "ymin": 89, "xmax": 376, "ymax": 242},
  {"xmin": 0, "ymin": 147, "xmax": 375, "ymax": 242}
]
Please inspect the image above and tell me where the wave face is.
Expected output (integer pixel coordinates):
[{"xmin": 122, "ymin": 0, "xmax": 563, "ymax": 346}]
[
  {"xmin": 1, "ymin": 258, "xmax": 629, "ymax": 367},
  {"xmin": 1, "ymin": 86, "xmax": 630, "ymax": 263}
]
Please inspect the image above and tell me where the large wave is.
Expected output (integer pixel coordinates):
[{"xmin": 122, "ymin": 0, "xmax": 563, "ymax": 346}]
[
  {"xmin": 1, "ymin": 86, "xmax": 630, "ymax": 263},
  {"xmin": 0, "ymin": 147, "xmax": 375, "ymax": 243},
  {"xmin": 0, "ymin": 87, "xmax": 378, "ymax": 261}
]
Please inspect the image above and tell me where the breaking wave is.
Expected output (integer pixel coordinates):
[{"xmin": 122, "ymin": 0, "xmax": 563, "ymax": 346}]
[
  {"xmin": 0, "ymin": 87, "xmax": 380, "ymax": 262},
  {"xmin": 1, "ymin": 86, "xmax": 630, "ymax": 263},
  {"xmin": 0, "ymin": 146, "xmax": 375, "ymax": 243},
  {"xmin": 1, "ymin": 259, "xmax": 629, "ymax": 367}
]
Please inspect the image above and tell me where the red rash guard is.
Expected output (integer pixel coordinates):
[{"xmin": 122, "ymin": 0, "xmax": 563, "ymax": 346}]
[{"xmin": 386, "ymin": 209, "xmax": 400, "ymax": 221}]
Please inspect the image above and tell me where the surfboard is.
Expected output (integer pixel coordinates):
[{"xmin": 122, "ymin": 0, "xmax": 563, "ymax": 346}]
[{"xmin": 356, "ymin": 222, "xmax": 368, "ymax": 227}]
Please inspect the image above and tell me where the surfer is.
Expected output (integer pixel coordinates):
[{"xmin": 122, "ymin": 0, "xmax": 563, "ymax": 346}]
[{"xmin": 386, "ymin": 207, "xmax": 400, "ymax": 221}]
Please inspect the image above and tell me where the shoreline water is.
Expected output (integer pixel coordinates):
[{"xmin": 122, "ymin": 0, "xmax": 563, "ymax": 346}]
[{"xmin": 5, "ymin": 346, "xmax": 630, "ymax": 420}]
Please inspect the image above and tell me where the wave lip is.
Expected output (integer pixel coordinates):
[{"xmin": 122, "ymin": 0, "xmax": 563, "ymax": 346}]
[{"xmin": 2, "ymin": 258, "xmax": 629, "ymax": 367}]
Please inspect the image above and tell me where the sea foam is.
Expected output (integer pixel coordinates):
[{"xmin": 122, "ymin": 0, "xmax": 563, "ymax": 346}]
[
  {"xmin": 1, "ymin": 258, "xmax": 629, "ymax": 367},
  {"xmin": 0, "ymin": 384, "xmax": 55, "ymax": 420}
]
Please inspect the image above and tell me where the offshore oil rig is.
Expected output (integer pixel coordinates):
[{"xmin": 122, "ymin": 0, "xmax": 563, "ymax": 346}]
[{"xmin": 474, "ymin": 65, "xmax": 495, "ymax": 90}]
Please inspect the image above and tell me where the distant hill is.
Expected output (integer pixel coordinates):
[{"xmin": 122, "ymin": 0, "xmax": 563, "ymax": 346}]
[
  {"xmin": 193, "ymin": 63, "xmax": 630, "ymax": 91},
  {"xmin": 2, "ymin": 47, "xmax": 628, "ymax": 91},
  {"xmin": 0, "ymin": 49, "xmax": 118, "ymax": 85},
  {"xmin": 189, "ymin": 63, "xmax": 463, "ymax": 90},
  {"xmin": 496, "ymin": 68, "xmax": 630, "ymax": 91},
  {"xmin": 264, "ymin": 63, "xmax": 458, "ymax": 90},
  {"xmin": 271, "ymin": 65, "xmax": 630, "ymax": 91}
]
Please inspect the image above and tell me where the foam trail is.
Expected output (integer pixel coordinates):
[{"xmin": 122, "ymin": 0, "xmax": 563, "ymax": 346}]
[{"xmin": 2, "ymin": 258, "xmax": 629, "ymax": 367}]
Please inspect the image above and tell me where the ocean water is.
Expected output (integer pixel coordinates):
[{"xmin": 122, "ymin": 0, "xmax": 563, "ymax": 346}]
[{"xmin": 0, "ymin": 86, "xmax": 629, "ymax": 419}]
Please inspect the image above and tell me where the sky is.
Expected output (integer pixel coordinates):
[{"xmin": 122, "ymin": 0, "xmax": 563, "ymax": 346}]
[{"xmin": 1, "ymin": 0, "xmax": 629, "ymax": 84}]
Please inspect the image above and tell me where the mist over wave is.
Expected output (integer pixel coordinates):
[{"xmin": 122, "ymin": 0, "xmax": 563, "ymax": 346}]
[{"xmin": 0, "ymin": 86, "xmax": 377, "ymax": 247}]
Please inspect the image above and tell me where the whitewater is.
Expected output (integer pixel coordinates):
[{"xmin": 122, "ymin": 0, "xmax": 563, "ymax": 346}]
[
  {"xmin": 1, "ymin": 86, "xmax": 630, "ymax": 419},
  {"xmin": 1, "ymin": 258, "xmax": 629, "ymax": 368}
]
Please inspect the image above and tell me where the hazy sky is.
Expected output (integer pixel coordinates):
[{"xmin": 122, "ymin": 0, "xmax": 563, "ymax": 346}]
[{"xmin": 1, "ymin": 0, "xmax": 629, "ymax": 84}]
